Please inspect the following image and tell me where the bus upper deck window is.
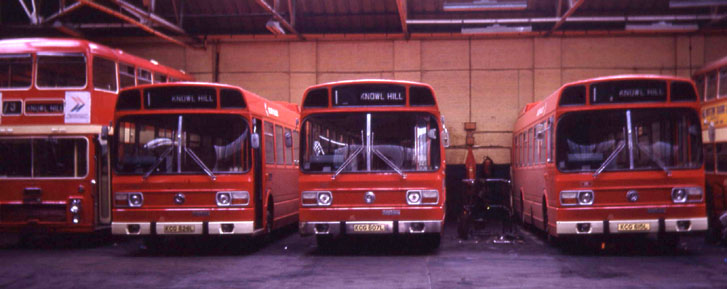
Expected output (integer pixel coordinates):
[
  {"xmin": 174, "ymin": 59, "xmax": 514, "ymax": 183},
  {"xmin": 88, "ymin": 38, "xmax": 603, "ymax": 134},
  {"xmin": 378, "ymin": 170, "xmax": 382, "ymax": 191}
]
[
  {"xmin": 409, "ymin": 86, "xmax": 436, "ymax": 106},
  {"xmin": 37, "ymin": 53, "xmax": 86, "ymax": 88},
  {"xmin": 707, "ymin": 72, "xmax": 718, "ymax": 101},
  {"xmin": 154, "ymin": 73, "xmax": 167, "ymax": 84},
  {"xmin": 303, "ymin": 88, "xmax": 328, "ymax": 108},
  {"xmin": 671, "ymin": 81, "xmax": 698, "ymax": 102},
  {"xmin": 559, "ymin": 85, "xmax": 586, "ymax": 106},
  {"xmin": 720, "ymin": 68, "xmax": 727, "ymax": 98},
  {"xmin": 93, "ymin": 57, "xmax": 117, "ymax": 92},
  {"xmin": 0, "ymin": 54, "xmax": 32, "ymax": 88},
  {"xmin": 119, "ymin": 63, "xmax": 136, "ymax": 88},
  {"xmin": 137, "ymin": 68, "xmax": 152, "ymax": 85}
]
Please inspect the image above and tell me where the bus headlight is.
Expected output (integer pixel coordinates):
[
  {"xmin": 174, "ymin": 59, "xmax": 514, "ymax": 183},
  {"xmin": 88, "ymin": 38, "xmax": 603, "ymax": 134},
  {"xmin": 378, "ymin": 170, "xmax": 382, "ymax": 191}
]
[
  {"xmin": 231, "ymin": 191, "xmax": 250, "ymax": 206},
  {"xmin": 672, "ymin": 187, "xmax": 702, "ymax": 203},
  {"xmin": 128, "ymin": 193, "xmax": 144, "ymax": 207},
  {"xmin": 560, "ymin": 190, "xmax": 594, "ymax": 206},
  {"xmin": 216, "ymin": 192, "xmax": 232, "ymax": 206},
  {"xmin": 317, "ymin": 191, "xmax": 332, "ymax": 206},
  {"xmin": 406, "ymin": 190, "xmax": 438, "ymax": 205},
  {"xmin": 578, "ymin": 191, "xmax": 594, "ymax": 205},
  {"xmin": 407, "ymin": 190, "xmax": 422, "ymax": 205}
]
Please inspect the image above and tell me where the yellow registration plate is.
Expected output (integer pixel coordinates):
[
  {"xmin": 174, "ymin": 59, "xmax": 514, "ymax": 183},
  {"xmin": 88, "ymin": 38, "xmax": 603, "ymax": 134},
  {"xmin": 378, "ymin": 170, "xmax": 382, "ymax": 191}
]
[
  {"xmin": 352, "ymin": 224, "xmax": 386, "ymax": 232},
  {"xmin": 164, "ymin": 225, "xmax": 195, "ymax": 234},
  {"xmin": 617, "ymin": 223, "xmax": 650, "ymax": 232}
]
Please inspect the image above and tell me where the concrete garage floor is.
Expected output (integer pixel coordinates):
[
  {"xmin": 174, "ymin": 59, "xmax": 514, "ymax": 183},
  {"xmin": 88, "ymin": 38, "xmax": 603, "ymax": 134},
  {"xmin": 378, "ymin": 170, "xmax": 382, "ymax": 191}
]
[{"xmin": 1, "ymin": 222, "xmax": 726, "ymax": 289}]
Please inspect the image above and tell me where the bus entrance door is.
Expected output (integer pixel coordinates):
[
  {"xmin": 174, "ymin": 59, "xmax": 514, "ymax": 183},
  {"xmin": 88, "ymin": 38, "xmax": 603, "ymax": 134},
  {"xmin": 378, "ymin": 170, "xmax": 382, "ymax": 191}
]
[{"xmin": 253, "ymin": 118, "xmax": 264, "ymax": 230}]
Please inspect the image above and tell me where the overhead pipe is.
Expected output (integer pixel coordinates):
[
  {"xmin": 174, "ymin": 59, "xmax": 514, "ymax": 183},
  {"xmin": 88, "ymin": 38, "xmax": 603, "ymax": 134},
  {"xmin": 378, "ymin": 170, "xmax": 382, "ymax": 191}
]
[
  {"xmin": 407, "ymin": 14, "xmax": 727, "ymax": 25},
  {"xmin": 551, "ymin": 0, "xmax": 585, "ymax": 32}
]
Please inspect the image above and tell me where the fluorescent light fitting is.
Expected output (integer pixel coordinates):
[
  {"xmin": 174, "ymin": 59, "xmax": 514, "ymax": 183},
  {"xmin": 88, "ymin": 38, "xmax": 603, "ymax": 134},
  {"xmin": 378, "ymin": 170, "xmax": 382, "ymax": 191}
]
[
  {"xmin": 462, "ymin": 24, "xmax": 532, "ymax": 34},
  {"xmin": 625, "ymin": 21, "xmax": 698, "ymax": 31},
  {"xmin": 670, "ymin": 0, "xmax": 727, "ymax": 8},
  {"xmin": 444, "ymin": 0, "xmax": 527, "ymax": 11},
  {"xmin": 265, "ymin": 19, "xmax": 285, "ymax": 35}
]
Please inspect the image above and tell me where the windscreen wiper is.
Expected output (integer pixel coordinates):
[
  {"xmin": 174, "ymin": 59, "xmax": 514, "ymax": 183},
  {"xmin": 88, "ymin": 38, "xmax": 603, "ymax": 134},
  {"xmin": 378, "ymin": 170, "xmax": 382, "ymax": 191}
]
[
  {"xmin": 593, "ymin": 141, "xmax": 626, "ymax": 178},
  {"xmin": 142, "ymin": 144, "xmax": 174, "ymax": 180},
  {"xmin": 372, "ymin": 147, "xmax": 407, "ymax": 179},
  {"xmin": 185, "ymin": 147, "xmax": 216, "ymax": 181},
  {"xmin": 637, "ymin": 143, "xmax": 671, "ymax": 177},
  {"xmin": 332, "ymin": 131, "xmax": 364, "ymax": 180}
]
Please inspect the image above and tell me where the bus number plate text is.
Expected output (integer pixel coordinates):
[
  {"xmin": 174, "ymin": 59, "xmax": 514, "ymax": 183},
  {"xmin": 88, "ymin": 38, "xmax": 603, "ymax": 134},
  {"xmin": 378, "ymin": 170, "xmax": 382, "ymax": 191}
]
[
  {"xmin": 164, "ymin": 225, "xmax": 195, "ymax": 234},
  {"xmin": 617, "ymin": 223, "xmax": 650, "ymax": 232},
  {"xmin": 352, "ymin": 224, "xmax": 386, "ymax": 232}
]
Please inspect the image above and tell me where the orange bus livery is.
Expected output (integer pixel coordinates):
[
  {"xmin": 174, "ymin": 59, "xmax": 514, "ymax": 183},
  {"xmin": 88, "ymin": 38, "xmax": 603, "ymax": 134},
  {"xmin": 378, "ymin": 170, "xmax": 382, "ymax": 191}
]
[
  {"xmin": 512, "ymin": 75, "xmax": 706, "ymax": 243},
  {"xmin": 694, "ymin": 56, "xmax": 727, "ymax": 241},
  {"xmin": 111, "ymin": 83, "xmax": 300, "ymax": 239},
  {"xmin": 0, "ymin": 38, "xmax": 191, "ymax": 234},
  {"xmin": 297, "ymin": 79, "xmax": 449, "ymax": 248}
]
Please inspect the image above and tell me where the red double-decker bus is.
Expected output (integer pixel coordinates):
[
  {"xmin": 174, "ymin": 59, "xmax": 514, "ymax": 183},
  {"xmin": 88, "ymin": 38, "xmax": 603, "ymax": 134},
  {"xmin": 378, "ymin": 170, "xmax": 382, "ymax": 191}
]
[
  {"xmin": 512, "ymin": 75, "xmax": 706, "ymax": 244},
  {"xmin": 694, "ymin": 56, "xmax": 727, "ymax": 241},
  {"xmin": 111, "ymin": 83, "xmax": 300, "ymax": 241},
  {"xmin": 0, "ymin": 38, "xmax": 191, "ymax": 235},
  {"xmin": 298, "ymin": 79, "xmax": 449, "ymax": 249}
]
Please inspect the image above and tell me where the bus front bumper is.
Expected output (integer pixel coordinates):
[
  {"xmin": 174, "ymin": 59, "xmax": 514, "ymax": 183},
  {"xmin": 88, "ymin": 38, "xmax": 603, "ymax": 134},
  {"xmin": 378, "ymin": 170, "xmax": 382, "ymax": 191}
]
[
  {"xmin": 555, "ymin": 217, "xmax": 707, "ymax": 235},
  {"xmin": 111, "ymin": 221, "xmax": 255, "ymax": 236},
  {"xmin": 299, "ymin": 220, "xmax": 443, "ymax": 236}
]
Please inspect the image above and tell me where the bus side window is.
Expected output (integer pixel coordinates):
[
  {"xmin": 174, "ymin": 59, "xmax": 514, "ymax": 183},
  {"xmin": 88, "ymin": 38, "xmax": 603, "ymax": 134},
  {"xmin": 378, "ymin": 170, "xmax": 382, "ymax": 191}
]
[
  {"xmin": 548, "ymin": 116, "xmax": 554, "ymax": 163},
  {"xmin": 285, "ymin": 128, "xmax": 293, "ymax": 165},
  {"xmin": 528, "ymin": 128, "xmax": 534, "ymax": 166},
  {"xmin": 154, "ymin": 73, "xmax": 167, "ymax": 84},
  {"xmin": 705, "ymin": 143, "xmax": 715, "ymax": 173},
  {"xmin": 520, "ymin": 133, "xmax": 525, "ymax": 167},
  {"xmin": 720, "ymin": 68, "xmax": 727, "ymax": 98},
  {"xmin": 276, "ymin": 125, "xmax": 285, "ymax": 165},
  {"xmin": 119, "ymin": 63, "xmax": 136, "ymax": 88},
  {"xmin": 696, "ymin": 76, "xmax": 705, "ymax": 101},
  {"xmin": 264, "ymin": 121, "xmax": 275, "ymax": 164},
  {"xmin": 92, "ymin": 57, "xmax": 117, "ymax": 92},
  {"xmin": 293, "ymin": 130, "xmax": 300, "ymax": 165},
  {"xmin": 717, "ymin": 143, "xmax": 727, "ymax": 173}
]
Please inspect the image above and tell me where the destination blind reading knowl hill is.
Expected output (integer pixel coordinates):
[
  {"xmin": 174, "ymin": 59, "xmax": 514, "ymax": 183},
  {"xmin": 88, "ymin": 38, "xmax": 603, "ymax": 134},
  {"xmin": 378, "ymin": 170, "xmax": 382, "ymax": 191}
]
[
  {"xmin": 333, "ymin": 84, "xmax": 406, "ymax": 106},
  {"xmin": 145, "ymin": 86, "xmax": 217, "ymax": 109},
  {"xmin": 591, "ymin": 80, "xmax": 667, "ymax": 104}
]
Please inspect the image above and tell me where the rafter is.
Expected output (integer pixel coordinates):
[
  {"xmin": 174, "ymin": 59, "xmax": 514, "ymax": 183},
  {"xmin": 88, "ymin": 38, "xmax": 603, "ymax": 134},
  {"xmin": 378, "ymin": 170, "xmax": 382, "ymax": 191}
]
[
  {"xmin": 43, "ymin": 1, "xmax": 84, "ymax": 24},
  {"xmin": 396, "ymin": 0, "xmax": 409, "ymax": 39},
  {"xmin": 551, "ymin": 0, "xmax": 585, "ymax": 32},
  {"xmin": 255, "ymin": 0, "xmax": 304, "ymax": 40},
  {"xmin": 77, "ymin": 0, "xmax": 199, "ymax": 49}
]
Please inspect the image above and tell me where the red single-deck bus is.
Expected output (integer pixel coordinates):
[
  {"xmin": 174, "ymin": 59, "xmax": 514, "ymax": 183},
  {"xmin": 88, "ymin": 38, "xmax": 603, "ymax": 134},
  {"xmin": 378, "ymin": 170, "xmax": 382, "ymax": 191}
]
[
  {"xmin": 111, "ymin": 83, "xmax": 300, "ymax": 240},
  {"xmin": 694, "ymin": 56, "xmax": 727, "ymax": 241},
  {"xmin": 0, "ymin": 38, "xmax": 191, "ymax": 235},
  {"xmin": 512, "ymin": 75, "xmax": 706, "ymax": 244},
  {"xmin": 298, "ymin": 79, "xmax": 449, "ymax": 248}
]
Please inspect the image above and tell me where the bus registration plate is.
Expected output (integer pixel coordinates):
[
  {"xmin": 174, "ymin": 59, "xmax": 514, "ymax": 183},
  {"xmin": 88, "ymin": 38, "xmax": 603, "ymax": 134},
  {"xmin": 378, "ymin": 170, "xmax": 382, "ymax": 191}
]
[
  {"xmin": 164, "ymin": 225, "xmax": 195, "ymax": 234},
  {"xmin": 617, "ymin": 223, "xmax": 650, "ymax": 232},
  {"xmin": 352, "ymin": 223, "xmax": 386, "ymax": 233}
]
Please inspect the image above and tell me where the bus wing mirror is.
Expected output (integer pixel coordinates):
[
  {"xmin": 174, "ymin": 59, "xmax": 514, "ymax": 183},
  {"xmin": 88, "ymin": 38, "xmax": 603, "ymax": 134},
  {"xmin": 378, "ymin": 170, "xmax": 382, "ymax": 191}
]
[
  {"xmin": 101, "ymin": 125, "xmax": 109, "ymax": 141},
  {"xmin": 251, "ymin": 133, "xmax": 260, "ymax": 149},
  {"xmin": 285, "ymin": 132, "xmax": 293, "ymax": 148},
  {"xmin": 535, "ymin": 123, "xmax": 545, "ymax": 140},
  {"xmin": 442, "ymin": 128, "xmax": 450, "ymax": 148}
]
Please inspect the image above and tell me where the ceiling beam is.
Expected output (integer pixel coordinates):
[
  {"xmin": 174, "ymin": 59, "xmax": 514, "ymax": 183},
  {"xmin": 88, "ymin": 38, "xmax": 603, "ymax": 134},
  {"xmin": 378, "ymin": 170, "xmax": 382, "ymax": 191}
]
[
  {"xmin": 396, "ymin": 0, "xmax": 409, "ymax": 39},
  {"xmin": 255, "ymin": 0, "xmax": 304, "ymax": 40},
  {"xmin": 113, "ymin": 0, "xmax": 186, "ymax": 34},
  {"xmin": 52, "ymin": 21, "xmax": 84, "ymax": 38},
  {"xmin": 77, "ymin": 0, "xmax": 200, "ymax": 49},
  {"xmin": 43, "ymin": 1, "xmax": 84, "ymax": 24},
  {"xmin": 551, "ymin": 0, "xmax": 585, "ymax": 32}
]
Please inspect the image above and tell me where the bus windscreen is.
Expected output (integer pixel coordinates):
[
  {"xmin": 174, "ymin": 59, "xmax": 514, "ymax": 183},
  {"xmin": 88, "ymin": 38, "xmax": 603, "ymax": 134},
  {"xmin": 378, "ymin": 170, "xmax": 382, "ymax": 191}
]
[
  {"xmin": 556, "ymin": 108, "xmax": 702, "ymax": 173},
  {"xmin": 302, "ymin": 112, "xmax": 440, "ymax": 173}
]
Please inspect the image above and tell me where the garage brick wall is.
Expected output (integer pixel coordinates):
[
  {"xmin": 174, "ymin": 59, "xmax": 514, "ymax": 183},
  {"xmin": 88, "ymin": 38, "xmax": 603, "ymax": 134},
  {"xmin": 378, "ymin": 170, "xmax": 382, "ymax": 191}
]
[{"xmin": 115, "ymin": 34, "xmax": 727, "ymax": 165}]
